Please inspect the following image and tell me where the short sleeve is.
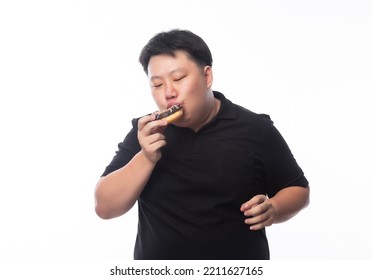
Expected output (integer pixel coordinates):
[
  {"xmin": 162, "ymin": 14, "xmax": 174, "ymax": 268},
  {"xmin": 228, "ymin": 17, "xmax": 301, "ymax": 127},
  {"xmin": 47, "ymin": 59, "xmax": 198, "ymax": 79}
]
[
  {"xmin": 101, "ymin": 118, "xmax": 141, "ymax": 177},
  {"xmin": 263, "ymin": 117, "xmax": 309, "ymax": 197}
]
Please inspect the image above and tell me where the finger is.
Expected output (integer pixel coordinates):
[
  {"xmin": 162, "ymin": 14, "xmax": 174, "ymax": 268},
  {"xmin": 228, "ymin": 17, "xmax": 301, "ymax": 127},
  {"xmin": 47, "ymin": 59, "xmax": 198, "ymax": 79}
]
[
  {"xmin": 142, "ymin": 119, "xmax": 168, "ymax": 136},
  {"xmin": 245, "ymin": 214, "xmax": 273, "ymax": 230},
  {"xmin": 150, "ymin": 121, "xmax": 168, "ymax": 134},
  {"xmin": 144, "ymin": 132, "xmax": 166, "ymax": 146},
  {"xmin": 249, "ymin": 217, "xmax": 274, "ymax": 230},
  {"xmin": 243, "ymin": 200, "xmax": 270, "ymax": 217},
  {"xmin": 140, "ymin": 133, "xmax": 167, "ymax": 163},
  {"xmin": 138, "ymin": 114, "xmax": 155, "ymax": 131},
  {"xmin": 244, "ymin": 208, "xmax": 270, "ymax": 224},
  {"xmin": 140, "ymin": 132, "xmax": 166, "ymax": 152},
  {"xmin": 143, "ymin": 139, "xmax": 167, "ymax": 155},
  {"xmin": 240, "ymin": 194, "xmax": 267, "ymax": 211}
]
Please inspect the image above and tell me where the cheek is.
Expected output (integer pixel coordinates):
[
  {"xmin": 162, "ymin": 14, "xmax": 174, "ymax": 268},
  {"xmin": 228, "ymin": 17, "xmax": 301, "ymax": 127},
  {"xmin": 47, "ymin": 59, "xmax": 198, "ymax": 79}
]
[
  {"xmin": 182, "ymin": 82, "xmax": 207, "ymax": 108},
  {"xmin": 181, "ymin": 80, "xmax": 203, "ymax": 101},
  {"xmin": 184, "ymin": 97, "xmax": 206, "ymax": 120}
]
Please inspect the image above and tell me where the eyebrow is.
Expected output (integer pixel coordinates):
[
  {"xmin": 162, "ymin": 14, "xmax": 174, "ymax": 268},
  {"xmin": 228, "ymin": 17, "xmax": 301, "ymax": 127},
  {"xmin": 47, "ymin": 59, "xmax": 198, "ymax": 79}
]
[{"xmin": 150, "ymin": 68, "xmax": 186, "ymax": 81}]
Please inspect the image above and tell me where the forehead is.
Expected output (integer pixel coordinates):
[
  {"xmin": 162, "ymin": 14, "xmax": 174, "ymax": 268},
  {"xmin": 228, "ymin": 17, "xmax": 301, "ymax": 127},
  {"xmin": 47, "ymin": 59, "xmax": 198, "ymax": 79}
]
[{"xmin": 148, "ymin": 50, "xmax": 199, "ymax": 77}]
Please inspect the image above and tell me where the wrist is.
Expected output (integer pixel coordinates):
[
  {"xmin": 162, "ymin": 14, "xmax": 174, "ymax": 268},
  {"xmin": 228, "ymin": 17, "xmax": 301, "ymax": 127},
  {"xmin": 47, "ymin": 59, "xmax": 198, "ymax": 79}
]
[{"xmin": 138, "ymin": 149, "xmax": 159, "ymax": 167}]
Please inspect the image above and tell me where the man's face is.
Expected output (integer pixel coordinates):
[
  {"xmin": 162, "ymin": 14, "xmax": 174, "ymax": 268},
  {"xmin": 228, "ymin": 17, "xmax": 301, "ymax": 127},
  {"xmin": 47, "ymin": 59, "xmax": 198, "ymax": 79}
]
[{"xmin": 147, "ymin": 50, "xmax": 213, "ymax": 129}]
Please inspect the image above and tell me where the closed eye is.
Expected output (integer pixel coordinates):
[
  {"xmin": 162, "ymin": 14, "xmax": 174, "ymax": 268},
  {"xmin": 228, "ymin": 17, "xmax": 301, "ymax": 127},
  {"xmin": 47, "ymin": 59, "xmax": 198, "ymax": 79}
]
[
  {"xmin": 152, "ymin": 83, "xmax": 163, "ymax": 88},
  {"xmin": 174, "ymin": 76, "xmax": 186, "ymax": 82}
]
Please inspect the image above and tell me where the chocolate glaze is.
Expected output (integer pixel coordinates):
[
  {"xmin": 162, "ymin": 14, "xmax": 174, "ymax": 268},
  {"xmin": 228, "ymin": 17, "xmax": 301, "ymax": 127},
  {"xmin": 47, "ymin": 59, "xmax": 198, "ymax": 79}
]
[{"xmin": 155, "ymin": 104, "xmax": 183, "ymax": 120}]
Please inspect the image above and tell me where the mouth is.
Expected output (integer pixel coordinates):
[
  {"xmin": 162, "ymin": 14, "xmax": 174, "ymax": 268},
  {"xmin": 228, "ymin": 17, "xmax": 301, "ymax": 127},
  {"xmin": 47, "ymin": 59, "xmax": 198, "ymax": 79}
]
[
  {"xmin": 154, "ymin": 104, "xmax": 183, "ymax": 121},
  {"xmin": 166, "ymin": 103, "xmax": 182, "ymax": 109}
]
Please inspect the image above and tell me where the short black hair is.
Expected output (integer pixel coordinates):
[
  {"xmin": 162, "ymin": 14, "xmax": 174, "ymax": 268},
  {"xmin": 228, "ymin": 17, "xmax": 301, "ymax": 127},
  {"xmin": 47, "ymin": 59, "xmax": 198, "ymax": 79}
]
[{"xmin": 139, "ymin": 29, "xmax": 213, "ymax": 75}]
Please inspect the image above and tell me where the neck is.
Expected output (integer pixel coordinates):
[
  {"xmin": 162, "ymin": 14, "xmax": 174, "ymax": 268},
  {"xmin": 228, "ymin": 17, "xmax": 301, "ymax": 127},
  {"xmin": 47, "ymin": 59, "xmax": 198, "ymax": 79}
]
[{"xmin": 192, "ymin": 95, "xmax": 221, "ymax": 132}]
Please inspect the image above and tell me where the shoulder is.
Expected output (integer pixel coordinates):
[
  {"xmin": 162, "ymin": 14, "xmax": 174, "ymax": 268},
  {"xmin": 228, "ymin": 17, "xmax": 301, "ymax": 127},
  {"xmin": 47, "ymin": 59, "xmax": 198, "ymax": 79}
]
[
  {"xmin": 131, "ymin": 118, "xmax": 139, "ymax": 131},
  {"xmin": 215, "ymin": 91, "xmax": 272, "ymax": 124},
  {"xmin": 233, "ymin": 102, "xmax": 274, "ymax": 130},
  {"xmin": 237, "ymin": 104, "xmax": 271, "ymax": 121}
]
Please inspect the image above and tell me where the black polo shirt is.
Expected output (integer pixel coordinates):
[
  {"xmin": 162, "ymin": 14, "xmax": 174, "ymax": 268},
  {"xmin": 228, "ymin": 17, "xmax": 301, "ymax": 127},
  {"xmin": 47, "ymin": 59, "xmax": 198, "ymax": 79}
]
[{"xmin": 102, "ymin": 91, "xmax": 309, "ymax": 260}]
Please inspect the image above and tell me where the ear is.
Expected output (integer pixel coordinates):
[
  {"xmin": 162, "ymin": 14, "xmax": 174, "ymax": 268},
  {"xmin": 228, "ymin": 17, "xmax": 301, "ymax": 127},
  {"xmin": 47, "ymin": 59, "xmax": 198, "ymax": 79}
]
[{"xmin": 204, "ymin": 66, "xmax": 213, "ymax": 88}]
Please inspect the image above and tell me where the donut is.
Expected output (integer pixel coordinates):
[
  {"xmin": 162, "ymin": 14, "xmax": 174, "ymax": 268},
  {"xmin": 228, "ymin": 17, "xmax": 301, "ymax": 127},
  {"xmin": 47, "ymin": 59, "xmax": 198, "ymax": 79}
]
[{"xmin": 153, "ymin": 104, "xmax": 183, "ymax": 123}]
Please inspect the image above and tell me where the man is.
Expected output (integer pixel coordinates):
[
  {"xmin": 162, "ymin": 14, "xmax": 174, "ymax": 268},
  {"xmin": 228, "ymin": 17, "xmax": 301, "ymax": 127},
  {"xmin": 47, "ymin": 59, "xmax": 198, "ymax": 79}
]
[{"xmin": 95, "ymin": 29, "xmax": 310, "ymax": 260}]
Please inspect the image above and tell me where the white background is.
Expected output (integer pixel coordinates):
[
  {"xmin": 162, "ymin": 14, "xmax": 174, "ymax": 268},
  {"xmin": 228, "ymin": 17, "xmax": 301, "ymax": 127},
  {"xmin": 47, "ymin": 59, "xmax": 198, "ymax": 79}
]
[{"xmin": 1, "ymin": 0, "xmax": 371, "ymax": 261}]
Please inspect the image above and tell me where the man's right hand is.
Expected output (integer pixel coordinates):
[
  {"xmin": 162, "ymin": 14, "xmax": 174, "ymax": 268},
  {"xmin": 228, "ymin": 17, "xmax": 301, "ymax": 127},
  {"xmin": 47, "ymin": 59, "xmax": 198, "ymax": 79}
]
[{"xmin": 137, "ymin": 114, "xmax": 168, "ymax": 164}]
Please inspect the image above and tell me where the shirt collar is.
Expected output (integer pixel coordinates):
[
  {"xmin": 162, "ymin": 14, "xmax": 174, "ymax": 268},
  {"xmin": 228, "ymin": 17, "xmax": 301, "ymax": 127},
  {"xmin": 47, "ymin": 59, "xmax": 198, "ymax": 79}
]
[{"xmin": 213, "ymin": 91, "xmax": 237, "ymax": 120}]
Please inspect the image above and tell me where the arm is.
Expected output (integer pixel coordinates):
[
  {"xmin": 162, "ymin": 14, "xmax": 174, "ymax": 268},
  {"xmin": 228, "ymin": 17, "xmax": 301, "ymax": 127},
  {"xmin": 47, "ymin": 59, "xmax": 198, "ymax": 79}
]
[
  {"xmin": 241, "ymin": 116, "xmax": 310, "ymax": 230},
  {"xmin": 240, "ymin": 186, "xmax": 310, "ymax": 230},
  {"xmin": 95, "ymin": 115, "xmax": 168, "ymax": 219}
]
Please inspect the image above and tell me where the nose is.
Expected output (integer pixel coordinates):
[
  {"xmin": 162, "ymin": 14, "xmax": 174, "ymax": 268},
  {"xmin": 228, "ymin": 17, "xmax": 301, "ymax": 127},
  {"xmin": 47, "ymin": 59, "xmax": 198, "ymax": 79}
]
[{"xmin": 164, "ymin": 82, "xmax": 177, "ymax": 100}]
